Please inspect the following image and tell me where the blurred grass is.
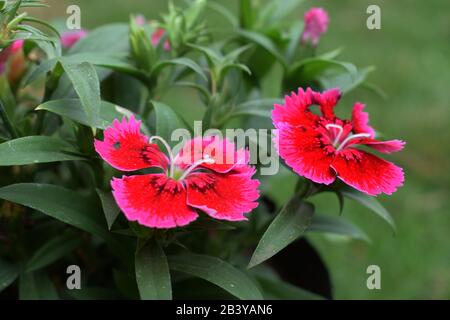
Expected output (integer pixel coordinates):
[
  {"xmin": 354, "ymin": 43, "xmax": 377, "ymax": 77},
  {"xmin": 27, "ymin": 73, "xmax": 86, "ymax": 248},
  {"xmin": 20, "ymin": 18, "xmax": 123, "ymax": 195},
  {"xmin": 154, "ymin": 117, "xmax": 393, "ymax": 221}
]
[{"xmin": 34, "ymin": 0, "xmax": 450, "ymax": 299}]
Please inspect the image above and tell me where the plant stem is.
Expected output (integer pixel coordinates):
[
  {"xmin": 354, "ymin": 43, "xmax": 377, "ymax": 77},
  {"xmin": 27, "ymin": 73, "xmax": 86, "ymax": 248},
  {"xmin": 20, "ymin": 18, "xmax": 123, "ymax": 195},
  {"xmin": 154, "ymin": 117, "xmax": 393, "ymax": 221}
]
[{"xmin": 0, "ymin": 100, "xmax": 18, "ymax": 138}]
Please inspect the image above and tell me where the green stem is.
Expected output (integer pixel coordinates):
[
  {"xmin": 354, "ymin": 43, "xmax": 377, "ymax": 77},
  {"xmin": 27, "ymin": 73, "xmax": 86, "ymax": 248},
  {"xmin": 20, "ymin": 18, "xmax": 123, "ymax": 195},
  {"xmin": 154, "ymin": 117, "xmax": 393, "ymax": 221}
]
[{"xmin": 0, "ymin": 100, "xmax": 18, "ymax": 138}]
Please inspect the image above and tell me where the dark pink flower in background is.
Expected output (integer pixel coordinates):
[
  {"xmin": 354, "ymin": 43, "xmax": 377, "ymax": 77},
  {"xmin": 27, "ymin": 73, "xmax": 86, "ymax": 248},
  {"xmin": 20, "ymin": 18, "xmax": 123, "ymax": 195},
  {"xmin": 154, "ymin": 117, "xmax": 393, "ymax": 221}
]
[
  {"xmin": 135, "ymin": 14, "xmax": 146, "ymax": 26},
  {"xmin": 301, "ymin": 7, "xmax": 329, "ymax": 46},
  {"xmin": 151, "ymin": 27, "xmax": 171, "ymax": 51},
  {"xmin": 0, "ymin": 40, "xmax": 24, "ymax": 74},
  {"xmin": 61, "ymin": 29, "xmax": 88, "ymax": 49},
  {"xmin": 272, "ymin": 87, "xmax": 405, "ymax": 196},
  {"xmin": 94, "ymin": 116, "xmax": 259, "ymax": 228}
]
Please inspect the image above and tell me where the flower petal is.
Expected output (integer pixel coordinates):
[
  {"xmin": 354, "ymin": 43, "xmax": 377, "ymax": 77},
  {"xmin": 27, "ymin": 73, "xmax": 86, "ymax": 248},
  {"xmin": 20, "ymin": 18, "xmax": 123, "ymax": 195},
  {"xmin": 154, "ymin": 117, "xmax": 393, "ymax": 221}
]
[
  {"xmin": 111, "ymin": 174, "xmax": 198, "ymax": 228},
  {"xmin": 351, "ymin": 102, "xmax": 375, "ymax": 137},
  {"xmin": 272, "ymin": 87, "xmax": 317, "ymax": 127},
  {"xmin": 95, "ymin": 116, "xmax": 169, "ymax": 171},
  {"xmin": 358, "ymin": 138, "xmax": 405, "ymax": 154},
  {"xmin": 275, "ymin": 122, "xmax": 336, "ymax": 184},
  {"xmin": 311, "ymin": 88, "xmax": 341, "ymax": 120},
  {"xmin": 331, "ymin": 150, "xmax": 404, "ymax": 196},
  {"xmin": 175, "ymin": 136, "xmax": 249, "ymax": 173},
  {"xmin": 186, "ymin": 167, "xmax": 259, "ymax": 221}
]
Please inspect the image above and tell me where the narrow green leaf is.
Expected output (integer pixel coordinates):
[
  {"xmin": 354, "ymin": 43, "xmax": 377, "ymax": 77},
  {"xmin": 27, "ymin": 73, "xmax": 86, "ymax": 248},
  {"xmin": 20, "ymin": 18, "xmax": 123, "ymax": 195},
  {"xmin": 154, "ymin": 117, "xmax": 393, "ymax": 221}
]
[
  {"xmin": 68, "ymin": 23, "xmax": 129, "ymax": 54},
  {"xmin": 0, "ymin": 259, "xmax": 19, "ymax": 293},
  {"xmin": 168, "ymin": 253, "xmax": 263, "ymax": 300},
  {"xmin": 152, "ymin": 58, "xmax": 207, "ymax": 81},
  {"xmin": 230, "ymin": 98, "xmax": 282, "ymax": 119},
  {"xmin": 0, "ymin": 183, "xmax": 110, "ymax": 239},
  {"xmin": 0, "ymin": 100, "xmax": 18, "ymax": 139},
  {"xmin": 62, "ymin": 61, "xmax": 101, "ymax": 127},
  {"xmin": 289, "ymin": 58, "xmax": 358, "ymax": 82},
  {"xmin": 23, "ymin": 58, "xmax": 58, "ymax": 85},
  {"xmin": 256, "ymin": 275, "xmax": 323, "ymax": 300},
  {"xmin": 248, "ymin": 199, "xmax": 314, "ymax": 269},
  {"xmin": 341, "ymin": 188, "xmax": 396, "ymax": 232},
  {"xmin": 25, "ymin": 232, "xmax": 81, "ymax": 272},
  {"xmin": 0, "ymin": 136, "xmax": 85, "ymax": 166},
  {"xmin": 150, "ymin": 101, "xmax": 186, "ymax": 144},
  {"xmin": 173, "ymin": 81, "xmax": 211, "ymax": 101},
  {"xmin": 239, "ymin": 0, "xmax": 255, "ymax": 29},
  {"xmin": 135, "ymin": 239, "xmax": 172, "ymax": 300},
  {"xmin": 19, "ymin": 271, "xmax": 59, "ymax": 300},
  {"xmin": 61, "ymin": 53, "xmax": 145, "ymax": 79},
  {"xmin": 206, "ymin": 1, "xmax": 238, "ymax": 27},
  {"xmin": 185, "ymin": 216, "xmax": 236, "ymax": 231},
  {"xmin": 320, "ymin": 66, "xmax": 375, "ymax": 93},
  {"xmin": 235, "ymin": 29, "xmax": 287, "ymax": 67},
  {"xmin": 308, "ymin": 214, "xmax": 371, "ymax": 243},
  {"xmin": 96, "ymin": 189, "xmax": 120, "ymax": 230},
  {"xmin": 36, "ymin": 99, "xmax": 142, "ymax": 130}
]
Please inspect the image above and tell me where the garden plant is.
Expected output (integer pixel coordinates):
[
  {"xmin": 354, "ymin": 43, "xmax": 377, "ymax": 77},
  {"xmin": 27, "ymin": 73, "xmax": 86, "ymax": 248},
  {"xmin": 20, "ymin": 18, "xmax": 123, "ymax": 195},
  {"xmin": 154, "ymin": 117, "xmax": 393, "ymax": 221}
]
[{"xmin": 0, "ymin": 0, "xmax": 406, "ymax": 300}]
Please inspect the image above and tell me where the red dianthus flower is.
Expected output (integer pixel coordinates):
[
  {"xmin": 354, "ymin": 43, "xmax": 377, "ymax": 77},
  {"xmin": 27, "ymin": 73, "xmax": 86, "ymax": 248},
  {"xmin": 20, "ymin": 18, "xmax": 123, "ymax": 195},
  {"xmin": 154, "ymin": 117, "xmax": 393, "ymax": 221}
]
[
  {"xmin": 94, "ymin": 116, "xmax": 259, "ymax": 228},
  {"xmin": 272, "ymin": 87, "xmax": 405, "ymax": 196}
]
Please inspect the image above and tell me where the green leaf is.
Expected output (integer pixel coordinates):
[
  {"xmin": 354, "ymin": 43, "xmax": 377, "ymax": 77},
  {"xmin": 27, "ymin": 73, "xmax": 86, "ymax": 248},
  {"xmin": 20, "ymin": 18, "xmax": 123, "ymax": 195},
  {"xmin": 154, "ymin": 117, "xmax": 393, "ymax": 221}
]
[
  {"xmin": 150, "ymin": 100, "xmax": 186, "ymax": 144},
  {"xmin": 61, "ymin": 53, "xmax": 146, "ymax": 79},
  {"xmin": 248, "ymin": 199, "xmax": 314, "ymax": 268},
  {"xmin": 0, "ymin": 183, "xmax": 110, "ymax": 239},
  {"xmin": 289, "ymin": 58, "xmax": 358, "ymax": 83},
  {"xmin": 341, "ymin": 188, "xmax": 396, "ymax": 233},
  {"xmin": 61, "ymin": 61, "xmax": 101, "ymax": 127},
  {"xmin": 68, "ymin": 23, "xmax": 129, "ymax": 54},
  {"xmin": 173, "ymin": 81, "xmax": 211, "ymax": 101},
  {"xmin": 206, "ymin": 1, "xmax": 238, "ymax": 27},
  {"xmin": 0, "ymin": 136, "xmax": 85, "ymax": 166},
  {"xmin": 36, "ymin": 99, "xmax": 140, "ymax": 130},
  {"xmin": 25, "ymin": 232, "xmax": 81, "ymax": 273},
  {"xmin": 256, "ymin": 275, "xmax": 323, "ymax": 300},
  {"xmin": 135, "ymin": 239, "xmax": 172, "ymax": 300},
  {"xmin": 168, "ymin": 253, "xmax": 263, "ymax": 300},
  {"xmin": 229, "ymin": 98, "xmax": 283, "ymax": 119},
  {"xmin": 285, "ymin": 20, "xmax": 304, "ymax": 62},
  {"xmin": 23, "ymin": 58, "xmax": 58, "ymax": 85},
  {"xmin": 185, "ymin": 216, "xmax": 236, "ymax": 231},
  {"xmin": 0, "ymin": 100, "xmax": 19, "ymax": 139},
  {"xmin": 96, "ymin": 189, "xmax": 120, "ymax": 230},
  {"xmin": 152, "ymin": 58, "xmax": 207, "ymax": 81},
  {"xmin": 239, "ymin": 0, "xmax": 255, "ymax": 29},
  {"xmin": 19, "ymin": 271, "xmax": 59, "ymax": 300},
  {"xmin": 235, "ymin": 29, "xmax": 286, "ymax": 67},
  {"xmin": 188, "ymin": 44, "xmax": 221, "ymax": 66},
  {"xmin": 320, "ymin": 66, "xmax": 375, "ymax": 93},
  {"xmin": 308, "ymin": 214, "xmax": 371, "ymax": 243},
  {"xmin": 0, "ymin": 259, "xmax": 19, "ymax": 293},
  {"xmin": 22, "ymin": 16, "xmax": 60, "ymax": 37}
]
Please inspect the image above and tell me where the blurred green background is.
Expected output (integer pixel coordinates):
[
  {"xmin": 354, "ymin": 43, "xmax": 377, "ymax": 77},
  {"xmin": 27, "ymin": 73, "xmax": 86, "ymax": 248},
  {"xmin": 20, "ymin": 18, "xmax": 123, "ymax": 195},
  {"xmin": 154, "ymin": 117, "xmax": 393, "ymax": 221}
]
[{"xmin": 33, "ymin": 0, "xmax": 450, "ymax": 299}]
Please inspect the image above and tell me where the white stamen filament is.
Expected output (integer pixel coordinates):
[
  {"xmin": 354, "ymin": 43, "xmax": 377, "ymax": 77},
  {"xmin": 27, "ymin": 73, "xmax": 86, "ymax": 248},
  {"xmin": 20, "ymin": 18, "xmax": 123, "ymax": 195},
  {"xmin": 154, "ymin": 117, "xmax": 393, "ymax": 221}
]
[
  {"xmin": 335, "ymin": 133, "xmax": 371, "ymax": 151},
  {"xmin": 149, "ymin": 136, "xmax": 175, "ymax": 177},
  {"xmin": 178, "ymin": 156, "xmax": 215, "ymax": 181},
  {"xmin": 325, "ymin": 124, "xmax": 344, "ymax": 147}
]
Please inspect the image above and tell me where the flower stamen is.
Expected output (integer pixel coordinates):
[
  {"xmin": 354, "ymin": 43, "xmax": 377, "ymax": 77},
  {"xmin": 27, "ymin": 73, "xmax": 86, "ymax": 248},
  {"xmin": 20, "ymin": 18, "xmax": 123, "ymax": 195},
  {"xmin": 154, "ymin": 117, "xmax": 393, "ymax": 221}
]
[
  {"xmin": 149, "ymin": 136, "xmax": 175, "ymax": 177},
  {"xmin": 178, "ymin": 155, "xmax": 215, "ymax": 181},
  {"xmin": 335, "ymin": 133, "xmax": 371, "ymax": 151},
  {"xmin": 325, "ymin": 124, "xmax": 344, "ymax": 147}
]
